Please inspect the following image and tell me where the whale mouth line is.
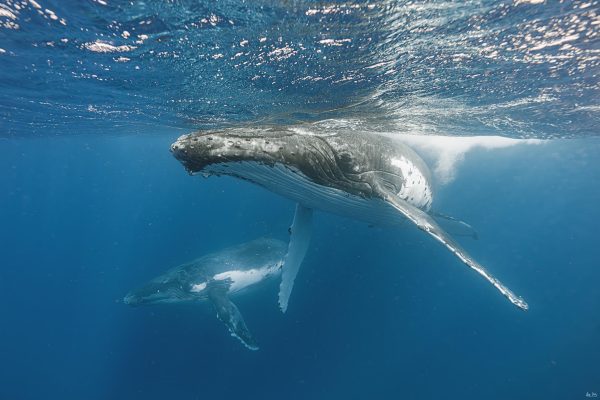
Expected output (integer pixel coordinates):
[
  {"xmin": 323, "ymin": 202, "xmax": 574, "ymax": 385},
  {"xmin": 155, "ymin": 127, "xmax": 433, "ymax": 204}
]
[
  {"xmin": 195, "ymin": 160, "xmax": 275, "ymax": 176},
  {"xmin": 200, "ymin": 161, "xmax": 311, "ymax": 195}
]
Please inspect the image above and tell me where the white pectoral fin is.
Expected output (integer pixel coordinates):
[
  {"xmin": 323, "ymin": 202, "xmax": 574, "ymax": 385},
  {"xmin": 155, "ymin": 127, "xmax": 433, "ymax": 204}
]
[
  {"xmin": 382, "ymin": 190, "xmax": 528, "ymax": 311},
  {"xmin": 208, "ymin": 286, "xmax": 259, "ymax": 351},
  {"xmin": 279, "ymin": 203, "xmax": 313, "ymax": 313}
]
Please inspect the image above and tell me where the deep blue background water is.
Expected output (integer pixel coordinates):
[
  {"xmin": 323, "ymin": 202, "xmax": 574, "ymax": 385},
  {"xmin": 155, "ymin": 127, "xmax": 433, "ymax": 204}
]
[
  {"xmin": 1, "ymin": 0, "xmax": 599, "ymax": 399},
  {"xmin": 1, "ymin": 135, "xmax": 599, "ymax": 399}
]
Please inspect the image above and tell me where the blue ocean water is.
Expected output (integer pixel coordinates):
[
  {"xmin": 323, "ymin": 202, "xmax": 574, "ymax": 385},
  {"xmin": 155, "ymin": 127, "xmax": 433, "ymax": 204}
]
[{"xmin": 1, "ymin": 1, "xmax": 599, "ymax": 399}]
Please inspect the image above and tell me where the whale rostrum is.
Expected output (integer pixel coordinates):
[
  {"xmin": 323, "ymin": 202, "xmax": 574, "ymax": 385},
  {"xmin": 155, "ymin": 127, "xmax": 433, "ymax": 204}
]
[{"xmin": 171, "ymin": 126, "xmax": 528, "ymax": 312}]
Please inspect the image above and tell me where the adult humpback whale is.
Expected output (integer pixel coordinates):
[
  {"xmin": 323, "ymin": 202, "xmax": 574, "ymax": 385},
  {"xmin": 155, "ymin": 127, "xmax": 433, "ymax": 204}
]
[
  {"xmin": 124, "ymin": 238, "xmax": 287, "ymax": 350},
  {"xmin": 171, "ymin": 126, "xmax": 528, "ymax": 312}
]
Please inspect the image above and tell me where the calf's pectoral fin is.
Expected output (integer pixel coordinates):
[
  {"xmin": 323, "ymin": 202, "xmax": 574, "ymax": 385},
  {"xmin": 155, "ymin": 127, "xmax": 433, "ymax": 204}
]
[
  {"xmin": 379, "ymin": 187, "xmax": 528, "ymax": 311},
  {"xmin": 208, "ymin": 286, "xmax": 259, "ymax": 350},
  {"xmin": 279, "ymin": 203, "xmax": 313, "ymax": 313}
]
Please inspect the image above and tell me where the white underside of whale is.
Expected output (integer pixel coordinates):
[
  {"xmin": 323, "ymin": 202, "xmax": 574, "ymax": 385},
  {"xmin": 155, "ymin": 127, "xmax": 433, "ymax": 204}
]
[
  {"xmin": 188, "ymin": 263, "xmax": 281, "ymax": 295},
  {"xmin": 204, "ymin": 161, "xmax": 425, "ymax": 226},
  {"xmin": 212, "ymin": 263, "xmax": 282, "ymax": 294}
]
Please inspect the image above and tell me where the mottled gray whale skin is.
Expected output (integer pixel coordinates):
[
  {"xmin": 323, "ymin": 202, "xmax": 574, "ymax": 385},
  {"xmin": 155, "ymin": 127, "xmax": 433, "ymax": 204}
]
[
  {"xmin": 171, "ymin": 126, "xmax": 528, "ymax": 311},
  {"xmin": 171, "ymin": 127, "xmax": 433, "ymax": 217},
  {"xmin": 124, "ymin": 238, "xmax": 287, "ymax": 350}
]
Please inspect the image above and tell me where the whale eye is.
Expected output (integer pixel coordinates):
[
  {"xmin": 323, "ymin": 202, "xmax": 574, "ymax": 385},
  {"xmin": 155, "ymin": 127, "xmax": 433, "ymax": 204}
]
[
  {"xmin": 381, "ymin": 180, "xmax": 398, "ymax": 193},
  {"xmin": 338, "ymin": 152, "xmax": 354, "ymax": 171}
]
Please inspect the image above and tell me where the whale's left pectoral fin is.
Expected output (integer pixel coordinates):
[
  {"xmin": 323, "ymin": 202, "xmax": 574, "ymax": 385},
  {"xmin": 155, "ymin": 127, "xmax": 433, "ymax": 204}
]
[
  {"xmin": 279, "ymin": 203, "xmax": 313, "ymax": 313},
  {"xmin": 208, "ymin": 285, "xmax": 259, "ymax": 351},
  {"xmin": 378, "ymin": 188, "xmax": 528, "ymax": 311}
]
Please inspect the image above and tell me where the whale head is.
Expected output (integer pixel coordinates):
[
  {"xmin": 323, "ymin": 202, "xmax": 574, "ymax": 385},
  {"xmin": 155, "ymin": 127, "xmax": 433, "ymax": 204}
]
[
  {"xmin": 171, "ymin": 126, "xmax": 434, "ymax": 210},
  {"xmin": 124, "ymin": 277, "xmax": 198, "ymax": 306}
]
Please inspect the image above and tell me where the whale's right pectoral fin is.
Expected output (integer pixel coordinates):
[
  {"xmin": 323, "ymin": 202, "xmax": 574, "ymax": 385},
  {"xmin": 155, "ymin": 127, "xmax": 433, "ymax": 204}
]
[
  {"xmin": 208, "ymin": 285, "xmax": 259, "ymax": 351},
  {"xmin": 279, "ymin": 203, "xmax": 313, "ymax": 313},
  {"xmin": 378, "ymin": 187, "xmax": 528, "ymax": 311}
]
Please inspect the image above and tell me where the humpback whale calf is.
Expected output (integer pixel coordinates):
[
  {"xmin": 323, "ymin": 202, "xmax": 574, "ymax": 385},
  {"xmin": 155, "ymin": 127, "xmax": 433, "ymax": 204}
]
[
  {"xmin": 171, "ymin": 126, "xmax": 528, "ymax": 312},
  {"xmin": 124, "ymin": 238, "xmax": 287, "ymax": 350}
]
